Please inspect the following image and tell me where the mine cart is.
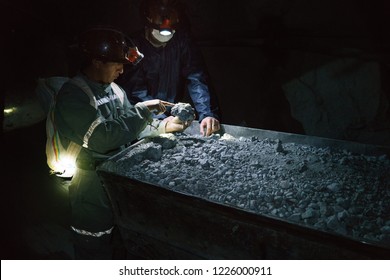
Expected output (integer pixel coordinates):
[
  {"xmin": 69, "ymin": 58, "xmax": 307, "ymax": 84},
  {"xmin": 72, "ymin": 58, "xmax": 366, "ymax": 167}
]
[{"xmin": 97, "ymin": 123, "xmax": 390, "ymax": 259}]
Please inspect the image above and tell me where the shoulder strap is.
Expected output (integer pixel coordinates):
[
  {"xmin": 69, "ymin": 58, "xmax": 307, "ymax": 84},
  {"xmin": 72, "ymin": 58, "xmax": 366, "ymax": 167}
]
[
  {"xmin": 110, "ymin": 82, "xmax": 125, "ymax": 105},
  {"xmin": 70, "ymin": 76, "xmax": 98, "ymax": 109}
]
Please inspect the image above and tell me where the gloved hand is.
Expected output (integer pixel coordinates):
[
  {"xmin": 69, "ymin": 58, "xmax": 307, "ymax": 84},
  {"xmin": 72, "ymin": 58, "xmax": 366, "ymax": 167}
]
[
  {"xmin": 164, "ymin": 116, "xmax": 192, "ymax": 133},
  {"xmin": 142, "ymin": 99, "xmax": 175, "ymax": 115}
]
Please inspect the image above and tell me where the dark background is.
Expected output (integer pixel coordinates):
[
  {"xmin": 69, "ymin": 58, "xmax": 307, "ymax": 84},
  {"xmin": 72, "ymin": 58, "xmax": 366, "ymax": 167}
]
[
  {"xmin": 2, "ymin": 0, "xmax": 390, "ymax": 259},
  {"xmin": 4, "ymin": 0, "xmax": 390, "ymax": 137}
]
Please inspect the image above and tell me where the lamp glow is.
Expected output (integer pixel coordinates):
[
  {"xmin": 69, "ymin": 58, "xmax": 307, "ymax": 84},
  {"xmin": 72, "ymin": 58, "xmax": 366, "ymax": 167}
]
[{"xmin": 160, "ymin": 30, "xmax": 172, "ymax": 36}]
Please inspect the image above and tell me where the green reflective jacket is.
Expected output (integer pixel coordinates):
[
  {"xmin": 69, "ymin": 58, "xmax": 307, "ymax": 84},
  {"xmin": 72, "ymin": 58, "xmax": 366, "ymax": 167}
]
[{"xmin": 54, "ymin": 73, "xmax": 165, "ymax": 166}]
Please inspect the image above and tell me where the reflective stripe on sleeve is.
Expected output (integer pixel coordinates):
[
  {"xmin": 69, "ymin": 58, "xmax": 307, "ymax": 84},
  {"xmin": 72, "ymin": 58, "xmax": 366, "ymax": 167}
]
[
  {"xmin": 82, "ymin": 116, "xmax": 105, "ymax": 148},
  {"xmin": 71, "ymin": 226, "xmax": 113, "ymax": 237}
]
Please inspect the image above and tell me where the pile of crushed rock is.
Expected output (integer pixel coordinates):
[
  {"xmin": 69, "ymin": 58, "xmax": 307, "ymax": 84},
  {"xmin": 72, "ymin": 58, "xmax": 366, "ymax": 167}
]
[{"xmin": 106, "ymin": 132, "xmax": 390, "ymax": 246}]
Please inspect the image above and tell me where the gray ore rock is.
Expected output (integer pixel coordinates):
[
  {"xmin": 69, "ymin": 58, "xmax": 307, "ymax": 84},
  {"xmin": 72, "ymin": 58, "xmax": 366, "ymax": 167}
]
[{"xmin": 171, "ymin": 103, "xmax": 195, "ymax": 122}]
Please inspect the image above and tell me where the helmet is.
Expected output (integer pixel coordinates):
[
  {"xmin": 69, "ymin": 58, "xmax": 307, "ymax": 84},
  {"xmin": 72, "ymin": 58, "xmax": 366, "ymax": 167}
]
[
  {"xmin": 79, "ymin": 28, "xmax": 144, "ymax": 65},
  {"xmin": 141, "ymin": 0, "xmax": 181, "ymax": 36}
]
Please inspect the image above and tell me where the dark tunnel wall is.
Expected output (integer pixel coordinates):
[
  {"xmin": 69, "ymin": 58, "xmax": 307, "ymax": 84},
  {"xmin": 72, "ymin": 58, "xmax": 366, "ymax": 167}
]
[{"xmin": 4, "ymin": 0, "xmax": 390, "ymax": 145}]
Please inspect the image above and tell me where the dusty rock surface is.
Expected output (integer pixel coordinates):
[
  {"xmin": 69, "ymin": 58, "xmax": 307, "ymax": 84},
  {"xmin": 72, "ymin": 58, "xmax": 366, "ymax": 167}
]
[
  {"xmin": 109, "ymin": 133, "xmax": 390, "ymax": 246},
  {"xmin": 170, "ymin": 103, "xmax": 195, "ymax": 123}
]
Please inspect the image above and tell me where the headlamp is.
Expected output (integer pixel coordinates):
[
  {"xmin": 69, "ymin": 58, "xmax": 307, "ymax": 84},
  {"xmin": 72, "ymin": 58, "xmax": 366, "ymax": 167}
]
[
  {"xmin": 126, "ymin": 46, "xmax": 144, "ymax": 65},
  {"xmin": 159, "ymin": 18, "xmax": 173, "ymax": 36},
  {"xmin": 147, "ymin": 16, "xmax": 177, "ymax": 36}
]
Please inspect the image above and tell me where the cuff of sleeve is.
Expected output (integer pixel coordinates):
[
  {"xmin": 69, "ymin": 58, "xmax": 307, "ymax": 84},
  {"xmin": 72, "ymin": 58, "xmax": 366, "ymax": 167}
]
[
  {"xmin": 137, "ymin": 119, "xmax": 167, "ymax": 139},
  {"xmin": 199, "ymin": 115, "xmax": 213, "ymax": 122},
  {"xmin": 134, "ymin": 103, "xmax": 153, "ymax": 122},
  {"xmin": 154, "ymin": 119, "xmax": 167, "ymax": 134}
]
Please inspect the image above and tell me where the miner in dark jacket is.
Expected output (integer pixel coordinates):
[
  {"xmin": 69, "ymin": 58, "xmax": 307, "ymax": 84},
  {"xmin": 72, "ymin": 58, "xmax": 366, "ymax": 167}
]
[{"xmin": 117, "ymin": 0, "xmax": 221, "ymax": 136}]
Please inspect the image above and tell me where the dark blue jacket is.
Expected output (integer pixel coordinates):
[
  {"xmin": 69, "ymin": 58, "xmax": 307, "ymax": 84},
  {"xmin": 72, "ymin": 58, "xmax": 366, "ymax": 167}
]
[{"xmin": 116, "ymin": 29, "xmax": 220, "ymax": 122}]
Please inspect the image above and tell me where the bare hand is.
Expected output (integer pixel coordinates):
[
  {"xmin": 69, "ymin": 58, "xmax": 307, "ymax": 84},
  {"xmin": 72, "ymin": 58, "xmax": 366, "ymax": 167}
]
[
  {"xmin": 142, "ymin": 99, "xmax": 175, "ymax": 115},
  {"xmin": 164, "ymin": 116, "xmax": 192, "ymax": 133},
  {"xmin": 200, "ymin": 117, "xmax": 220, "ymax": 136}
]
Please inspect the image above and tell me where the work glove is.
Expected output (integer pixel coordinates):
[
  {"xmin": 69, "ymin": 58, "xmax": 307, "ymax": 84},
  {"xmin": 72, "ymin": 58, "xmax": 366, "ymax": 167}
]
[{"xmin": 164, "ymin": 116, "xmax": 192, "ymax": 133}]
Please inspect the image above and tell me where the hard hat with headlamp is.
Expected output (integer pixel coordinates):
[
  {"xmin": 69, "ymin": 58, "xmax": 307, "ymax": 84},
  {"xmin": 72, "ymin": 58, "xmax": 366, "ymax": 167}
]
[
  {"xmin": 79, "ymin": 27, "xmax": 144, "ymax": 65},
  {"xmin": 142, "ymin": 0, "xmax": 181, "ymax": 43}
]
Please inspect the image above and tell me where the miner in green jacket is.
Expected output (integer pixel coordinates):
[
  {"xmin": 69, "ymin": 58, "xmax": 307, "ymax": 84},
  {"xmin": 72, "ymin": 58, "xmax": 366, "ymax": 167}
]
[{"xmin": 54, "ymin": 27, "xmax": 188, "ymax": 259}]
